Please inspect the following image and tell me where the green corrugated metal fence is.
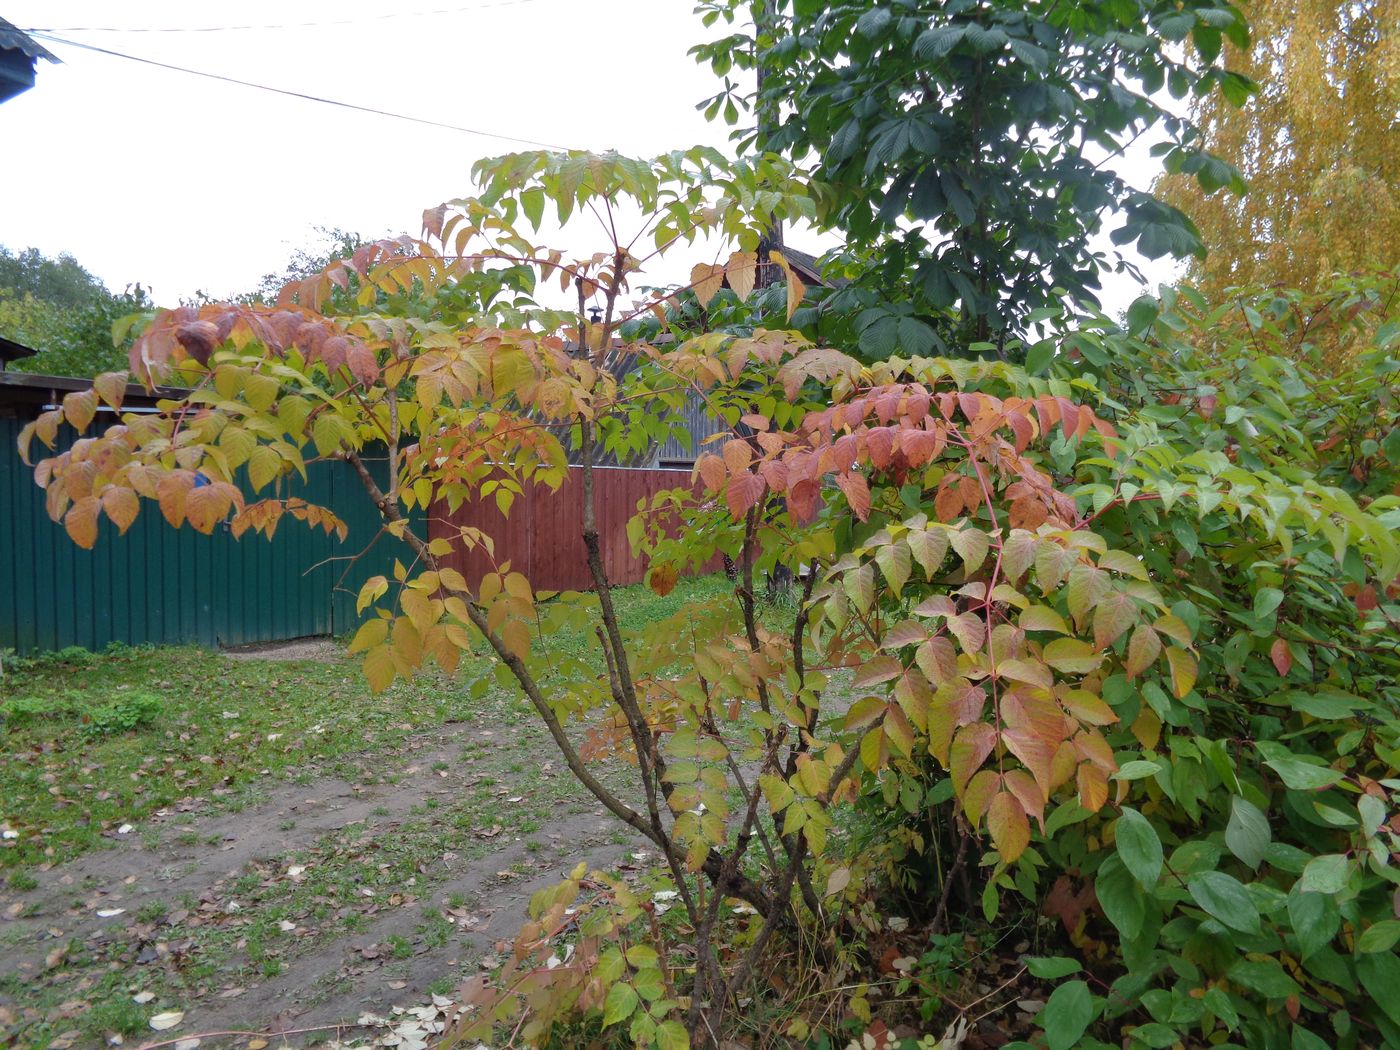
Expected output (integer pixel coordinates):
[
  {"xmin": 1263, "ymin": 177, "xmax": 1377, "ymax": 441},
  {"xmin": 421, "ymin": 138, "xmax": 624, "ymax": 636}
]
[{"xmin": 1, "ymin": 417, "xmax": 401, "ymax": 654}]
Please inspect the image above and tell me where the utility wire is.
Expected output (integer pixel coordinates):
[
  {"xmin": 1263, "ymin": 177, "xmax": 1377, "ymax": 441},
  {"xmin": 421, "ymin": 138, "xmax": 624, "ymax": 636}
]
[
  {"xmin": 25, "ymin": 0, "xmax": 548, "ymax": 34},
  {"xmin": 29, "ymin": 32, "xmax": 574, "ymax": 151}
]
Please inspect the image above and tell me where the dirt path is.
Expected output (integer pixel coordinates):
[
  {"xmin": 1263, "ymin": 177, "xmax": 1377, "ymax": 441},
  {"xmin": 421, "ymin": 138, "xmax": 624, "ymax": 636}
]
[{"xmin": 0, "ymin": 647, "xmax": 645, "ymax": 1048}]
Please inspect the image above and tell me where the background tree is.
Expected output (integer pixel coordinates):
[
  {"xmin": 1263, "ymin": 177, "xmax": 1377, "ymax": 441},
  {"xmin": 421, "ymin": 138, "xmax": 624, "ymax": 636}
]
[
  {"xmin": 0, "ymin": 245, "xmax": 151, "ymax": 378},
  {"xmin": 1158, "ymin": 0, "xmax": 1400, "ymax": 296},
  {"xmin": 693, "ymin": 0, "xmax": 1254, "ymax": 355}
]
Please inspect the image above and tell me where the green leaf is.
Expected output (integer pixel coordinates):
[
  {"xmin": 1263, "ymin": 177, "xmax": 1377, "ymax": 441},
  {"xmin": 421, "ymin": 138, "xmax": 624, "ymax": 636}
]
[
  {"xmin": 1041, "ymin": 980, "xmax": 1097, "ymax": 1050},
  {"xmin": 1287, "ymin": 890, "xmax": 1339, "ymax": 959},
  {"xmin": 1115, "ymin": 808, "xmax": 1163, "ymax": 888},
  {"xmin": 1096, "ymin": 855, "xmax": 1145, "ymax": 939},
  {"xmin": 1292, "ymin": 1027, "xmax": 1331, "ymax": 1050},
  {"xmin": 1224, "ymin": 796, "xmax": 1270, "ymax": 870},
  {"xmin": 1260, "ymin": 747, "xmax": 1343, "ymax": 790},
  {"xmin": 1126, "ymin": 295, "xmax": 1159, "ymax": 335},
  {"xmin": 602, "ymin": 983, "xmax": 638, "ymax": 1027},
  {"xmin": 655, "ymin": 1020, "xmax": 689, "ymax": 1050},
  {"xmin": 1299, "ymin": 853, "xmax": 1350, "ymax": 895},
  {"xmin": 1357, "ymin": 920, "xmax": 1400, "ymax": 954},
  {"xmin": 1228, "ymin": 958, "xmax": 1300, "ymax": 1000},
  {"xmin": 1025, "ymin": 956, "xmax": 1082, "ymax": 979},
  {"xmin": 1358, "ymin": 951, "xmax": 1400, "ymax": 1026},
  {"xmin": 1024, "ymin": 341, "xmax": 1055, "ymax": 375},
  {"xmin": 1202, "ymin": 987, "xmax": 1239, "ymax": 1029},
  {"xmin": 1187, "ymin": 871, "xmax": 1260, "ymax": 934},
  {"xmin": 1112, "ymin": 760, "xmax": 1164, "ymax": 782}
]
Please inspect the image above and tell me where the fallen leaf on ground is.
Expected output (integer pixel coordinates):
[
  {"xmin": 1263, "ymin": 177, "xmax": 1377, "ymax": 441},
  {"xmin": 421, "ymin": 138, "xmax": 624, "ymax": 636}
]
[{"xmin": 149, "ymin": 1011, "xmax": 185, "ymax": 1031}]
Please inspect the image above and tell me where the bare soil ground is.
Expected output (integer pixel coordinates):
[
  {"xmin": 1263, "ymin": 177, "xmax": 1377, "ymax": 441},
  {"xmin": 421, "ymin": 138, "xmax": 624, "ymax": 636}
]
[{"xmin": 0, "ymin": 644, "xmax": 643, "ymax": 1049}]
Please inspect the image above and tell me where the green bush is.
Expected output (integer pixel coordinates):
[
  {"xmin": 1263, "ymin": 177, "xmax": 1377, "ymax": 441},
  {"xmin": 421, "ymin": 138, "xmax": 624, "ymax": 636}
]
[{"xmin": 80, "ymin": 691, "xmax": 163, "ymax": 736}]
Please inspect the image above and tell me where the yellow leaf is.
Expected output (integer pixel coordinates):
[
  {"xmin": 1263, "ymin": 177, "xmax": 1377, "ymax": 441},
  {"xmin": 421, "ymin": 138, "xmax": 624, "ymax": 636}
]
[
  {"xmin": 1165, "ymin": 647, "xmax": 1197, "ymax": 698},
  {"xmin": 101, "ymin": 486, "xmax": 140, "ymax": 534},
  {"xmin": 62, "ymin": 389, "xmax": 98, "ymax": 433},
  {"xmin": 690, "ymin": 263, "xmax": 725, "ymax": 308},
  {"xmin": 357, "ymin": 575, "xmax": 388, "ymax": 614},
  {"xmin": 363, "ymin": 644, "xmax": 396, "ymax": 693},
  {"xmin": 726, "ymin": 251, "xmax": 757, "ymax": 300},
  {"xmin": 93, "ymin": 371, "xmax": 128, "ymax": 410},
  {"xmin": 348, "ymin": 617, "xmax": 388, "ymax": 654}
]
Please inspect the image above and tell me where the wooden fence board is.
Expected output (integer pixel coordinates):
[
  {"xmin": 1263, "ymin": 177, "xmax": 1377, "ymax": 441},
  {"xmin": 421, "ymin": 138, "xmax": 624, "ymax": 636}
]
[{"xmin": 430, "ymin": 466, "xmax": 710, "ymax": 592}]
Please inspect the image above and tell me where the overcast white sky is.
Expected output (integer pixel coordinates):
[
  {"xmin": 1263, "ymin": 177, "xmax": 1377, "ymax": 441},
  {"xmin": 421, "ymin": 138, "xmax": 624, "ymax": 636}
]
[{"xmin": 1, "ymin": 1, "xmax": 1177, "ymax": 315}]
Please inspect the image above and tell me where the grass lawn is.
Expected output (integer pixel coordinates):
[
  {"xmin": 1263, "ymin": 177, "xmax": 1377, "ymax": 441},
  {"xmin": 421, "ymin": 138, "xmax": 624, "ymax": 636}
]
[
  {"xmin": 0, "ymin": 574, "xmax": 735, "ymax": 872},
  {"xmin": 0, "ymin": 574, "xmax": 739, "ymax": 1048}
]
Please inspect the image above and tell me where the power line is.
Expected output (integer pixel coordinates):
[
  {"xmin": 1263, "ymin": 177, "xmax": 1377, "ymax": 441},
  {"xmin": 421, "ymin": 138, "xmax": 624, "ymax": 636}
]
[
  {"xmin": 24, "ymin": 0, "xmax": 548, "ymax": 34},
  {"xmin": 29, "ymin": 32, "xmax": 573, "ymax": 151}
]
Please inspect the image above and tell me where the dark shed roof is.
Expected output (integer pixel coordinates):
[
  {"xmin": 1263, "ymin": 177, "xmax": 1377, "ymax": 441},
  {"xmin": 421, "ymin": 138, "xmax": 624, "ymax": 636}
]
[{"xmin": 0, "ymin": 335, "xmax": 37, "ymax": 369}]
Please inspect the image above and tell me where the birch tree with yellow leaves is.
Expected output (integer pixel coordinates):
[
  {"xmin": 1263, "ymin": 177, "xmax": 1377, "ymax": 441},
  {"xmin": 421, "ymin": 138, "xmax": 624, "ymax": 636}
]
[{"xmin": 1159, "ymin": 0, "xmax": 1400, "ymax": 295}]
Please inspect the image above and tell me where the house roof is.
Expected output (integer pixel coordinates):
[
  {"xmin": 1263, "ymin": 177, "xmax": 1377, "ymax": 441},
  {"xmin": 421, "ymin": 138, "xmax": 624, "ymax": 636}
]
[
  {"xmin": 0, "ymin": 335, "xmax": 37, "ymax": 368},
  {"xmin": 0, "ymin": 370, "xmax": 189, "ymax": 419},
  {"xmin": 0, "ymin": 19, "xmax": 57, "ymax": 63}
]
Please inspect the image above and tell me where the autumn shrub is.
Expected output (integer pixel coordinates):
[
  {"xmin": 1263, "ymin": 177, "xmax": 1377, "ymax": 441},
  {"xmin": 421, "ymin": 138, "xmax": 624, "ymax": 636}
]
[{"xmin": 15, "ymin": 153, "xmax": 1400, "ymax": 1049}]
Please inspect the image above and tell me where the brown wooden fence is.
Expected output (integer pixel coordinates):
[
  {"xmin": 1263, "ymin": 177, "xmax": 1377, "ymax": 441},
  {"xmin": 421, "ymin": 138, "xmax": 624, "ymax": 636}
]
[{"xmin": 429, "ymin": 466, "xmax": 712, "ymax": 592}]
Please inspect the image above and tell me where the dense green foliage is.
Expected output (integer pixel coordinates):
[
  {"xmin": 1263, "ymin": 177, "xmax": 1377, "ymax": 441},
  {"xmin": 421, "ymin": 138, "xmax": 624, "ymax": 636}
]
[
  {"xmin": 0, "ymin": 245, "xmax": 152, "ymax": 378},
  {"xmin": 692, "ymin": 0, "xmax": 1253, "ymax": 352}
]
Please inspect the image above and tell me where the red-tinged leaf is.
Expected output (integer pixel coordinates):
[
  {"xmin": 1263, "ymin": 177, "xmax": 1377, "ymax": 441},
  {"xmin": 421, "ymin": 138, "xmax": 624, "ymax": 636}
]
[
  {"xmin": 787, "ymin": 478, "xmax": 822, "ymax": 523},
  {"xmin": 934, "ymin": 478, "xmax": 965, "ymax": 520},
  {"xmin": 845, "ymin": 696, "xmax": 887, "ymax": 731},
  {"xmin": 963, "ymin": 769, "xmax": 1001, "ymax": 825},
  {"xmin": 1270, "ymin": 637, "xmax": 1293, "ymax": 676},
  {"xmin": 946, "ymin": 612, "xmax": 986, "ymax": 654},
  {"xmin": 1073, "ymin": 728, "xmax": 1116, "ymax": 770},
  {"xmin": 949, "ymin": 526, "xmax": 990, "ymax": 572},
  {"xmin": 175, "ymin": 319, "xmax": 221, "ymax": 364},
  {"xmin": 853, "ymin": 655, "xmax": 904, "ymax": 688},
  {"xmin": 64, "ymin": 496, "xmax": 100, "ymax": 549},
  {"xmin": 101, "ymin": 486, "xmax": 140, "ymax": 534},
  {"xmin": 1077, "ymin": 762, "xmax": 1109, "ymax": 812},
  {"xmin": 1125, "ymin": 624, "xmax": 1162, "ymax": 678},
  {"xmin": 1067, "ymin": 564, "xmax": 1110, "ymax": 627},
  {"xmin": 1165, "ymin": 647, "xmax": 1197, "ymax": 698},
  {"xmin": 865, "ymin": 426, "xmax": 895, "ymax": 469},
  {"xmin": 916, "ymin": 636, "xmax": 959, "ymax": 684},
  {"xmin": 883, "ymin": 702, "xmax": 914, "ymax": 757},
  {"xmin": 894, "ymin": 668, "xmax": 932, "ymax": 731},
  {"xmin": 875, "ymin": 542, "xmax": 911, "ymax": 596},
  {"xmin": 950, "ymin": 722, "xmax": 998, "ymax": 794},
  {"xmin": 725, "ymin": 472, "xmax": 766, "ymax": 519},
  {"xmin": 843, "ymin": 563, "xmax": 876, "ymax": 612},
  {"xmin": 1197, "ymin": 393, "xmax": 1217, "ymax": 419},
  {"xmin": 883, "ymin": 619, "xmax": 930, "ymax": 649},
  {"xmin": 908, "ymin": 528, "xmax": 950, "ymax": 578},
  {"xmin": 1001, "ymin": 530, "xmax": 1039, "ymax": 582},
  {"xmin": 1003, "ymin": 769, "xmax": 1045, "ymax": 828},
  {"xmin": 986, "ymin": 791, "xmax": 1031, "ymax": 862},
  {"xmin": 697, "ymin": 453, "xmax": 726, "ymax": 492},
  {"xmin": 1035, "ymin": 541, "xmax": 1078, "ymax": 590},
  {"xmin": 1092, "ymin": 592, "xmax": 1138, "ymax": 650},
  {"xmin": 835, "ymin": 472, "xmax": 872, "ymax": 521},
  {"xmin": 722, "ymin": 438, "xmax": 752, "ymax": 473}
]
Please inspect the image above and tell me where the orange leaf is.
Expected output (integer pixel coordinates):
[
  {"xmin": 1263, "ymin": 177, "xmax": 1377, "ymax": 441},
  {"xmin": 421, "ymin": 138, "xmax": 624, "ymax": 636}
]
[
  {"xmin": 986, "ymin": 791, "xmax": 1030, "ymax": 862},
  {"xmin": 101, "ymin": 486, "xmax": 140, "ymax": 534},
  {"xmin": 1076, "ymin": 762, "xmax": 1109, "ymax": 811},
  {"xmin": 1165, "ymin": 647, "xmax": 1197, "ymax": 698},
  {"xmin": 647, "ymin": 563, "xmax": 679, "ymax": 597},
  {"xmin": 696, "ymin": 454, "xmax": 727, "ymax": 492},
  {"xmin": 725, "ymin": 472, "xmax": 766, "ymax": 519},
  {"xmin": 93, "ymin": 372, "xmax": 128, "ymax": 410},
  {"xmin": 726, "ymin": 251, "xmax": 757, "ymax": 301},
  {"xmin": 950, "ymin": 722, "xmax": 997, "ymax": 794},
  {"xmin": 722, "ymin": 438, "xmax": 752, "ymax": 473},
  {"xmin": 64, "ymin": 496, "xmax": 100, "ymax": 549},
  {"xmin": 1124, "ymin": 623, "xmax": 1162, "ymax": 678},
  {"xmin": 1270, "ymin": 637, "xmax": 1292, "ymax": 676}
]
